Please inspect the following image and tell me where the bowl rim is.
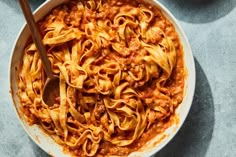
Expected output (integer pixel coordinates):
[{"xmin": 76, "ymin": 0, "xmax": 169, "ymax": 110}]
[{"xmin": 9, "ymin": 0, "xmax": 196, "ymax": 156}]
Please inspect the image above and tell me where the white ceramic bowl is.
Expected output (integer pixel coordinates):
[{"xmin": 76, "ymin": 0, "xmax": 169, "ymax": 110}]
[{"xmin": 9, "ymin": 0, "xmax": 196, "ymax": 156}]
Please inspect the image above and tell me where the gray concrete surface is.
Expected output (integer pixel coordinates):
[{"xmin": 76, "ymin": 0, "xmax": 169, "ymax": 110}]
[{"xmin": 0, "ymin": 0, "xmax": 235, "ymax": 157}]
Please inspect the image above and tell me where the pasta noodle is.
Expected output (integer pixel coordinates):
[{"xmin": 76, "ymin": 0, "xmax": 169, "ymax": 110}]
[{"xmin": 17, "ymin": 0, "xmax": 186, "ymax": 156}]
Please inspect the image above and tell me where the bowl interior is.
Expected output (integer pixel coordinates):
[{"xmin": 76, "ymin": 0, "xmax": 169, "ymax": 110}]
[{"xmin": 9, "ymin": 0, "xmax": 195, "ymax": 156}]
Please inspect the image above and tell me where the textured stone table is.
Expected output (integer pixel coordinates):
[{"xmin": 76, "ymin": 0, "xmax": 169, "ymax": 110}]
[{"xmin": 0, "ymin": 0, "xmax": 235, "ymax": 156}]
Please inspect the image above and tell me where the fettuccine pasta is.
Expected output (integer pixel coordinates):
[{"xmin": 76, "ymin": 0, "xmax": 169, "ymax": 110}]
[{"xmin": 17, "ymin": 0, "xmax": 186, "ymax": 156}]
